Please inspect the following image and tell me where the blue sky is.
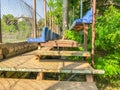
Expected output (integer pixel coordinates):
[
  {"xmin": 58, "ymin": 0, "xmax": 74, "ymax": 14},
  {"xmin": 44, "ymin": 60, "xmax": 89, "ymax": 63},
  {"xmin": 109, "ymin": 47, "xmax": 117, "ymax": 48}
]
[{"xmin": 1, "ymin": 0, "xmax": 48, "ymax": 19}]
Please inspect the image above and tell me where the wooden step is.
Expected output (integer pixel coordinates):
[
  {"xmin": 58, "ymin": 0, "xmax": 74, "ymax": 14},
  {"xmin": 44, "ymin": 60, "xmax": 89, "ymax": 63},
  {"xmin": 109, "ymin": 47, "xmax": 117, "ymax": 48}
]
[
  {"xmin": 0, "ymin": 52, "xmax": 104, "ymax": 74},
  {"xmin": 39, "ymin": 40, "xmax": 81, "ymax": 47},
  {"xmin": 37, "ymin": 50, "xmax": 91, "ymax": 57},
  {"xmin": 0, "ymin": 78, "xmax": 98, "ymax": 90}
]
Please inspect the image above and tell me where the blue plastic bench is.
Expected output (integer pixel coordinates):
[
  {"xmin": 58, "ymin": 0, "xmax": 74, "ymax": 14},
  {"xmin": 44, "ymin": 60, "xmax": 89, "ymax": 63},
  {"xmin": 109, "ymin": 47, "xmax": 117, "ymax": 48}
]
[
  {"xmin": 70, "ymin": 8, "xmax": 92, "ymax": 30},
  {"xmin": 28, "ymin": 27, "xmax": 49, "ymax": 43},
  {"xmin": 50, "ymin": 32, "xmax": 55, "ymax": 40}
]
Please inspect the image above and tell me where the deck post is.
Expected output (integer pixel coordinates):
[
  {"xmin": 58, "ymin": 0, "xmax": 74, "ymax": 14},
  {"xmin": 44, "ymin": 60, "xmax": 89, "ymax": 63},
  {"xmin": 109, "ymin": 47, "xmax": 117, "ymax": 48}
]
[
  {"xmin": 36, "ymin": 72, "xmax": 44, "ymax": 80},
  {"xmin": 86, "ymin": 74, "xmax": 93, "ymax": 82},
  {"xmin": 38, "ymin": 43, "xmax": 41, "ymax": 50},
  {"xmin": 83, "ymin": 24, "xmax": 88, "ymax": 51},
  {"xmin": 92, "ymin": 0, "xmax": 96, "ymax": 66}
]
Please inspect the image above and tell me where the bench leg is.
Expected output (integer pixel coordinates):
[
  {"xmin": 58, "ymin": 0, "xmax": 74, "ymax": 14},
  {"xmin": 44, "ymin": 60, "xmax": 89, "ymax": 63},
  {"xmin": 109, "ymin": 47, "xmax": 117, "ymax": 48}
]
[
  {"xmin": 86, "ymin": 74, "xmax": 93, "ymax": 82},
  {"xmin": 36, "ymin": 72, "xmax": 44, "ymax": 80},
  {"xmin": 38, "ymin": 43, "xmax": 41, "ymax": 50}
]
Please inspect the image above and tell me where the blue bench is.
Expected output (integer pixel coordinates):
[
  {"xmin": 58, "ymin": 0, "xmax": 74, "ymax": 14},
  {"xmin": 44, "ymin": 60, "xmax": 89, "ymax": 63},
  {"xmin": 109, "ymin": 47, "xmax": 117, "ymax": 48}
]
[
  {"xmin": 70, "ymin": 8, "xmax": 92, "ymax": 30},
  {"xmin": 28, "ymin": 27, "xmax": 49, "ymax": 43},
  {"xmin": 28, "ymin": 27, "xmax": 60, "ymax": 43}
]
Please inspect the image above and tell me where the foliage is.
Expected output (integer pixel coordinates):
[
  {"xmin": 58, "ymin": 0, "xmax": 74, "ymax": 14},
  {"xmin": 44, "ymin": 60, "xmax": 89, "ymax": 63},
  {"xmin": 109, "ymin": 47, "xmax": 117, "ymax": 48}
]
[
  {"xmin": 2, "ymin": 14, "xmax": 18, "ymax": 32},
  {"xmin": 48, "ymin": 0, "xmax": 62, "ymax": 27},
  {"xmin": 2, "ymin": 14, "xmax": 17, "ymax": 26},
  {"xmin": 65, "ymin": 30, "xmax": 83, "ymax": 44},
  {"xmin": 96, "ymin": 6, "xmax": 120, "ymax": 52},
  {"xmin": 95, "ymin": 54, "xmax": 120, "ymax": 77},
  {"xmin": 2, "ymin": 14, "xmax": 32, "ymax": 32},
  {"xmin": 1, "ymin": 14, "xmax": 33, "ymax": 42},
  {"xmin": 94, "ymin": 6, "xmax": 120, "ymax": 83},
  {"xmin": 65, "ymin": 30, "xmax": 84, "ymax": 60},
  {"xmin": 65, "ymin": 5, "xmax": 120, "ymax": 84},
  {"xmin": 37, "ymin": 18, "xmax": 44, "ymax": 30}
]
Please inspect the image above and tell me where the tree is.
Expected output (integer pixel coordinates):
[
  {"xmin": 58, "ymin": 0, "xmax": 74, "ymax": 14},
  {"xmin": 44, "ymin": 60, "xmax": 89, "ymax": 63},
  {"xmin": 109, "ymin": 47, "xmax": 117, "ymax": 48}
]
[
  {"xmin": 2, "ymin": 14, "xmax": 17, "ymax": 26},
  {"xmin": 48, "ymin": 0, "xmax": 62, "ymax": 26},
  {"xmin": 62, "ymin": 0, "xmax": 68, "ymax": 30},
  {"xmin": 37, "ymin": 18, "xmax": 44, "ymax": 31},
  {"xmin": 2, "ymin": 14, "xmax": 18, "ymax": 32}
]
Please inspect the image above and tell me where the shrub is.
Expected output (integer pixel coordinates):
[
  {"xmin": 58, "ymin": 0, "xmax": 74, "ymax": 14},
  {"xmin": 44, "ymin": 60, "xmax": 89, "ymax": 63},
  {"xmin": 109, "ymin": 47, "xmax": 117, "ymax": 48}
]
[
  {"xmin": 95, "ymin": 6, "xmax": 120, "ymax": 83},
  {"xmin": 65, "ymin": 6, "xmax": 120, "ymax": 83}
]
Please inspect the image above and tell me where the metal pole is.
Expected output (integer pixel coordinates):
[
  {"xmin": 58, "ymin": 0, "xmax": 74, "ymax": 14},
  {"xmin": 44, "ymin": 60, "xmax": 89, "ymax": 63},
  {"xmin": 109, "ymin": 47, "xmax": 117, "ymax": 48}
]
[
  {"xmin": 0, "ymin": 0, "xmax": 2, "ymax": 43},
  {"xmin": 80, "ymin": 0, "xmax": 83, "ymax": 18},
  {"xmin": 50, "ymin": 8, "xmax": 52, "ymax": 30},
  {"xmin": 33, "ymin": 0, "xmax": 37, "ymax": 38},
  {"xmin": 44, "ymin": 0, "xmax": 47, "ymax": 26},
  {"xmin": 73, "ymin": 6, "xmax": 74, "ymax": 21},
  {"xmin": 92, "ymin": 0, "xmax": 96, "ymax": 66}
]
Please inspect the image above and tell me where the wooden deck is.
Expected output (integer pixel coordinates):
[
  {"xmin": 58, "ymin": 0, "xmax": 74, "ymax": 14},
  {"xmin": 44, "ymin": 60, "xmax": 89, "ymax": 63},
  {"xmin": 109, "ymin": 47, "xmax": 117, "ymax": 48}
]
[
  {"xmin": 0, "ymin": 78, "xmax": 98, "ymax": 90},
  {"xmin": 0, "ymin": 51, "xmax": 104, "ymax": 74}
]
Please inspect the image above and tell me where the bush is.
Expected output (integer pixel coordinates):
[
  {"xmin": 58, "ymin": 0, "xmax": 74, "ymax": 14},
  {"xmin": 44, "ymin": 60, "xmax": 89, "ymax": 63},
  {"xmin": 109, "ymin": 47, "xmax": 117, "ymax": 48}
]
[
  {"xmin": 95, "ymin": 54, "xmax": 120, "ymax": 80},
  {"xmin": 95, "ymin": 6, "xmax": 120, "ymax": 83},
  {"xmin": 65, "ymin": 6, "xmax": 120, "ymax": 84},
  {"xmin": 65, "ymin": 30, "xmax": 83, "ymax": 44},
  {"xmin": 95, "ymin": 6, "xmax": 120, "ymax": 52}
]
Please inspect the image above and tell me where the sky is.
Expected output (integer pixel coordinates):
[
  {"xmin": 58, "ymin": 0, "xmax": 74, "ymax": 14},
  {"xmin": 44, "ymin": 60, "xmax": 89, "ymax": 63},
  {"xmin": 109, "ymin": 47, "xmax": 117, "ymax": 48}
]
[{"xmin": 1, "ymin": 0, "xmax": 49, "ymax": 19}]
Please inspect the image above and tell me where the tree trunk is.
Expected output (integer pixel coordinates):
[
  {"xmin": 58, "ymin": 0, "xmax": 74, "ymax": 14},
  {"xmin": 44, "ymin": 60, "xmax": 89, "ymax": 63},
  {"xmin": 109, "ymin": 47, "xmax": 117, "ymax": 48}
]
[
  {"xmin": 62, "ymin": 0, "xmax": 68, "ymax": 39},
  {"xmin": 44, "ymin": 0, "xmax": 47, "ymax": 27},
  {"xmin": 0, "ymin": 19, "xmax": 2, "ymax": 43},
  {"xmin": 0, "ymin": 1, "xmax": 2, "ymax": 43},
  {"xmin": 92, "ymin": 0, "xmax": 96, "ymax": 67},
  {"xmin": 33, "ymin": 0, "xmax": 37, "ymax": 38}
]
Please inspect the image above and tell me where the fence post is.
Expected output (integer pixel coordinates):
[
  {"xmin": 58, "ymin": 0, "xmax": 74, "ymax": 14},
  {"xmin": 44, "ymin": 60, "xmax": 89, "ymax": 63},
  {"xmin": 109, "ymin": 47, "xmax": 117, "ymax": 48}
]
[{"xmin": 92, "ymin": 0, "xmax": 96, "ymax": 66}]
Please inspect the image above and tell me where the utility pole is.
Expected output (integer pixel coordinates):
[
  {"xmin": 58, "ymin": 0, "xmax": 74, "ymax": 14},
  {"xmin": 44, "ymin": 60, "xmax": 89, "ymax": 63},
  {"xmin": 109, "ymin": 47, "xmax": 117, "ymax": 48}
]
[
  {"xmin": 44, "ymin": 0, "xmax": 47, "ymax": 26},
  {"xmin": 92, "ymin": 0, "xmax": 96, "ymax": 67},
  {"xmin": 33, "ymin": 0, "xmax": 37, "ymax": 38},
  {"xmin": 0, "ymin": 0, "xmax": 2, "ymax": 43}
]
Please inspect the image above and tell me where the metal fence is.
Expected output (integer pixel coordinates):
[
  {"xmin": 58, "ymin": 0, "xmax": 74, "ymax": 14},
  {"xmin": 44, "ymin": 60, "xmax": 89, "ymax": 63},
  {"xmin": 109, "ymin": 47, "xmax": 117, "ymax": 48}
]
[{"xmin": 1, "ymin": 0, "xmax": 50, "ymax": 43}]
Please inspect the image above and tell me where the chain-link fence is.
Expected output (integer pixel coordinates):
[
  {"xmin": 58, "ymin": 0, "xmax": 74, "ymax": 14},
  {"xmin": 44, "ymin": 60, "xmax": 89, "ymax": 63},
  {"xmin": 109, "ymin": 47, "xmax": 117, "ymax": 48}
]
[{"xmin": 1, "ymin": 0, "xmax": 50, "ymax": 43}]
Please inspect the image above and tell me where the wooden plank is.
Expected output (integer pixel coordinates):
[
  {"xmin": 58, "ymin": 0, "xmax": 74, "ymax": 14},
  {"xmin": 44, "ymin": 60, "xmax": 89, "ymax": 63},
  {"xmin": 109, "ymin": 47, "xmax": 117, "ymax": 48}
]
[
  {"xmin": 40, "ymin": 47, "xmax": 53, "ymax": 50},
  {"xmin": 0, "ymin": 78, "xmax": 98, "ymax": 90},
  {"xmin": 36, "ymin": 46, "xmax": 53, "ymax": 80},
  {"xmin": 0, "ymin": 67, "xmax": 105, "ymax": 74},
  {"xmin": 83, "ymin": 24, "xmax": 88, "ymax": 51},
  {"xmin": 35, "ymin": 46, "xmax": 53, "ymax": 60},
  {"xmin": 37, "ymin": 51, "xmax": 91, "ymax": 57},
  {"xmin": 40, "ymin": 43, "xmax": 79, "ymax": 47},
  {"xmin": 0, "ymin": 49, "xmax": 2, "ymax": 55},
  {"xmin": 0, "ymin": 55, "xmax": 3, "ymax": 60},
  {"xmin": 0, "ymin": 54, "xmax": 105, "ymax": 74},
  {"xmin": 73, "ymin": 24, "xmax": 84, "ymax": 31},
  {"xmin": 36, "ymin": 72, "xmax": 44, "ymax": 80},
  {"xmin": 86, "ymin": 75, "xmax": 94, "ymax": 82},
  {"xmin": 40, "ymin": 40, "xmax": 80, "ymax": 47}
]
